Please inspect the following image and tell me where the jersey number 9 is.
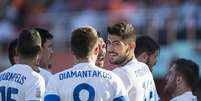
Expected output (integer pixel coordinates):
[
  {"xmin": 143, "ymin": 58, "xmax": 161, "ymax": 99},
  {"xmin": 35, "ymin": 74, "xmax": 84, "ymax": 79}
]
[{"xmin": 73, "ymin": 83, "xmax": 95, "ymax": 101}]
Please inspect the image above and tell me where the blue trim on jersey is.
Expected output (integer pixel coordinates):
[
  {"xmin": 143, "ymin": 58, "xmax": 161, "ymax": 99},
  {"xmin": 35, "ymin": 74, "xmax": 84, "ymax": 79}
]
[
  {"xmin": 113, "ymin": 96, "xmax": 129, "ymax": 101},
  {"xmin": 44, "ymin": 94, "xmax": 60, "ymax": 101},
  {"xmin": 27, "ymin": 100, "xmax": 40, "ymax": 101}
]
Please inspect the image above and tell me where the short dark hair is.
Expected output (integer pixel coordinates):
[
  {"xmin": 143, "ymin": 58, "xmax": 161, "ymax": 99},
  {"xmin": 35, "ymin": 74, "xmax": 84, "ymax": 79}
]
[
  {"xmin": 135, "ymin": 36, "xmax": 160, "ymax": 57},
  {"xmin": 8, "ymin": 39, "xmax": 18, "ymax": 65},
  {"xmin": 107, "ymin": 22, "xmax": 136, "ymax": 41},
  {"xmin": 173, "ymin": 58, "xmax": 199, "ymax": 89},
  {"xmin": 35, "ymin": 28, "xmax": 53, "ymax": 46},
  {"xmin": 17, "ymin": 28, "xmax": 41, "ymax": 58},
  {"xmin": 71, "ymin": 26, "xmax": 98, "ymax": 58}
]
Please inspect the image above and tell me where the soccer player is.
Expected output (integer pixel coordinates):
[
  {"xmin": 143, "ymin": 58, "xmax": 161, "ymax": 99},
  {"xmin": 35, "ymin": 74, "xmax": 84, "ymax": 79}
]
[
  {"xmin": 8, "ymin": 37, "xmax": 52, "ymax": 86},
  {"xmin": 135, "ymin": 35, "xmax": 160, "ymax": 72},
  {"xmin": 107, "ymin": 22, "xmax": 160, "ymax": 101},
  {"xmin": 0, "ymin": 28, "xmax": 45, "ymax": 101},
  {"xmin": 44, "ymin": 26, "xmax": 128, "ymax": 101},
  {"xmin": 95, "ymin": 32, "xmax": 106, "ymax": 67},
  {"xmin": 164, "ymin": 58, "xmax": 199, "ymax": 101}
]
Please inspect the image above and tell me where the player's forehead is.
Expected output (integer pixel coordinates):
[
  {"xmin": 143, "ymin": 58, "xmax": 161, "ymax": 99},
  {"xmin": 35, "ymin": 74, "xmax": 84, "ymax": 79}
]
[{"xmin": 107, "ymin": 34, "xmax": 122, "ymax": 42}]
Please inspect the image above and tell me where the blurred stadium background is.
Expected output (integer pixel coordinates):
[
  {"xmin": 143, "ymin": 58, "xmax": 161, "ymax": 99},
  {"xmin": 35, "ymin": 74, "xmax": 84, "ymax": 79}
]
[{"xmin": 0, "ymin": 0, "xmax": 201, "ymax": 100}]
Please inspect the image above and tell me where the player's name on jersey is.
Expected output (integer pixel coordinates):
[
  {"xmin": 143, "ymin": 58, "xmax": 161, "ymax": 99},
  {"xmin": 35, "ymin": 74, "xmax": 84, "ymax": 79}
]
[
  {"xmin": 59, "ymin": 70, "xmax": 112, "ymax": 80},
  {"xmin": 0, "ymin": 72, "xmax": 26, "ymax": 85}
]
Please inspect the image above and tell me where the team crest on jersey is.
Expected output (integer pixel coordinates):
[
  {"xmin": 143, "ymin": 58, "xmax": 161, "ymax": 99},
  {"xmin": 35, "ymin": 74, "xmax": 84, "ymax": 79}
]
[{"xmin": 35, "ymin": 87, "xmax": 41, "ymax": 98}]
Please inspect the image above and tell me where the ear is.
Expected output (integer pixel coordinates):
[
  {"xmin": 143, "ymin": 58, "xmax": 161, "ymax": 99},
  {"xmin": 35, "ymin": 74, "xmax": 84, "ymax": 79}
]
[
  {"xmin": 129, "ymin": 42, "xmax": 136, "ymax": 49},
  {"xmin": 176, "ymin": 75, "xmax": 183, "ymax": 86},
  {"xmin": 137, "ymin": 52, "xmax": 148, "ymax": 63},
  {"xmin": 94, "ymin": 44, "xmax": 100, "ymax": 56},
  {"xmin": 36, "ymin": 49, "xmax": 42, "ymax": 65}
]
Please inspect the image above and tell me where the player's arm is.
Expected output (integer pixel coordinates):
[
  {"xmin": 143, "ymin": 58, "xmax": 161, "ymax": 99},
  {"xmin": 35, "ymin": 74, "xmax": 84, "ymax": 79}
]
[
  {"xmin": 112, "ymin": 74, "xmax": 129, "ymax": 101},
  {"xmin": 44, "ymin": 76, "xmax": 60, "ymax": 101},
  {"xmin": 25, "ymin": 76, "xmax": 45, "ymax": 101}
]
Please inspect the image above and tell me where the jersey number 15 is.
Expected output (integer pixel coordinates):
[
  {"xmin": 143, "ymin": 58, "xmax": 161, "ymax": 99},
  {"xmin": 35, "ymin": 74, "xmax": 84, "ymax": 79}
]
[{"xmin": 0, "ymin": 86, "xmax": 18, "ymax": 101}]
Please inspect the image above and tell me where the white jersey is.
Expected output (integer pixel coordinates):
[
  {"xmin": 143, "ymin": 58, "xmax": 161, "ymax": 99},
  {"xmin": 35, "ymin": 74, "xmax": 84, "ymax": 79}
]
[
  {"xmin": 0, "ymin": 64, "xmax": 45, "ymax": 101},
  {"xmin": 44, "ymin": 63, "xmax": 129, "ymax": 101},
  {"xmin": 170, "ymin": 91, "xmax": 197, "ymax": 101},
  {"xmin": 113, "ymin": 58, "xmax": 160, "ymax": 101},
  {"xmin": 39, "ymin": 67, "xmax": 52, "ymax": 86}
]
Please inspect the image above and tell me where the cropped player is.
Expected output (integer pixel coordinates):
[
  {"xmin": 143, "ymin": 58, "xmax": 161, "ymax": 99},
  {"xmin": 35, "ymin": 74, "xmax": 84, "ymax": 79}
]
[
  {"xmin": 107, "ymin": 22, "xmax": 160, "ymax": 101},
  {"xmin": 0, "ymin": 28, "xmax": 45, "ymax": 101},
  {"xmin": 8, "ymin": 39, "xmax": 19, "ymax": 65},
  {"xmin": 8, "ymin": 37, "xmax": 52, "ymax": 86},
  {"xmin": 95, "ymin": 32, "xmax": 106, "ymax": 67},
  {"xmin": 35, "ymin": 28, "xmax": 54, "ymax": 72},
  {"xmin": 35, "ymin": 28, "xmax": 53, "ymax": 84},
  {"xmin": 44, "ymin": 26, "xmax": 128, "ymax": 101},
  {"xmin": 164, "ymin": 58, "xmax": 199, "ymax": 101},
  {"xmin": 135, "ymin": 35, "xmax": 160, "ymax": 72}
]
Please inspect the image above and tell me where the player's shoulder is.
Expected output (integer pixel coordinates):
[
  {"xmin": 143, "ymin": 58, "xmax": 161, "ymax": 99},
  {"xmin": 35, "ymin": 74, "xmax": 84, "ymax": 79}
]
[
  {"xmin": 123, "ymin": 58, "xmax": 149, "ymax": 71},
  {"xmin": 171, "ymin": 91, "xmax": 197, "ymax": 101},
  {"xmin": 129, "ymin": 58, "xmax": 148, "ymax": 68},
  {"xmin": 51, "ymin": 65, "xmax": 74, "ymax": 80},
  {"xmin": 96, "ymin": 66, "xmax": 111, "ymax": 73},
  {"xmin": 112, "ymin": 59, "xmax": 151, "ymax": 78},
  {"xmin": 16, "ymin": 65, "xmax": 44, "ymax": 82},
  {"xmin": 96, "ymin": 66, "xmax": 123, "ymax": 82},
  {"xmin": 0, "ymin": 64, "xmax": 23, "ymax": 73},
  {"xmin": 39, "ymin": 67, "xmax": 52, "ymax": 76},
  {"xmin": 0, "ymin": 65, "xmax": 13, "ymax": 74},
  {"xmin": 136, "ymin": 60, "xmax": 148, "ymax": 67},
  {"xmin": 31, "ymin": 70, "xmax": 45, "ymax": 82}
]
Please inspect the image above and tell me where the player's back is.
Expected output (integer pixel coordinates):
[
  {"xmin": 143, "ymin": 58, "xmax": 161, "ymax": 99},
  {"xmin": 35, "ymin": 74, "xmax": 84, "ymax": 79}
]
[
  {"xmin": 45, "ymin": 63, "xmax": 128, "ymax": 101},
  {"xmin": 113, "ymin": 59, "xmax": 160, "ymax": 101},
  {"xmin": 0, "ymin": 64, "xmax": 45, "ymax": 101}
]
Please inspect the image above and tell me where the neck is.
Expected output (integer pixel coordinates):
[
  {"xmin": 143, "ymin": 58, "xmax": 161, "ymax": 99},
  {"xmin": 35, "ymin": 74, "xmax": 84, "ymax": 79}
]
[
  {"xmin": 19, "ymin": 57, "xmax": 39, "ymax": 72},
  {"xmin": 75, "ymin": 56, "xmax": 96, "ymax": 64},
  {"xmin": 120, "ymin": 53, "xmax": 135, "ymax": 66},
  {"xmin": 172, "ymin": 86, "xmax": 191, "ymax": 98}
]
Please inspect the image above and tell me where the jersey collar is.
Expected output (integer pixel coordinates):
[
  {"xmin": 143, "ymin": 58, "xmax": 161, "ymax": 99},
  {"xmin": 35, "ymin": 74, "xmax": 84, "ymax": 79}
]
[
  {"xmin": 13, "ymin": 64, "xmax": 35, "ymax": 72},
  {"xmin": 73, "ymin": 62, "xmax": 96, "ymax": 69}
]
